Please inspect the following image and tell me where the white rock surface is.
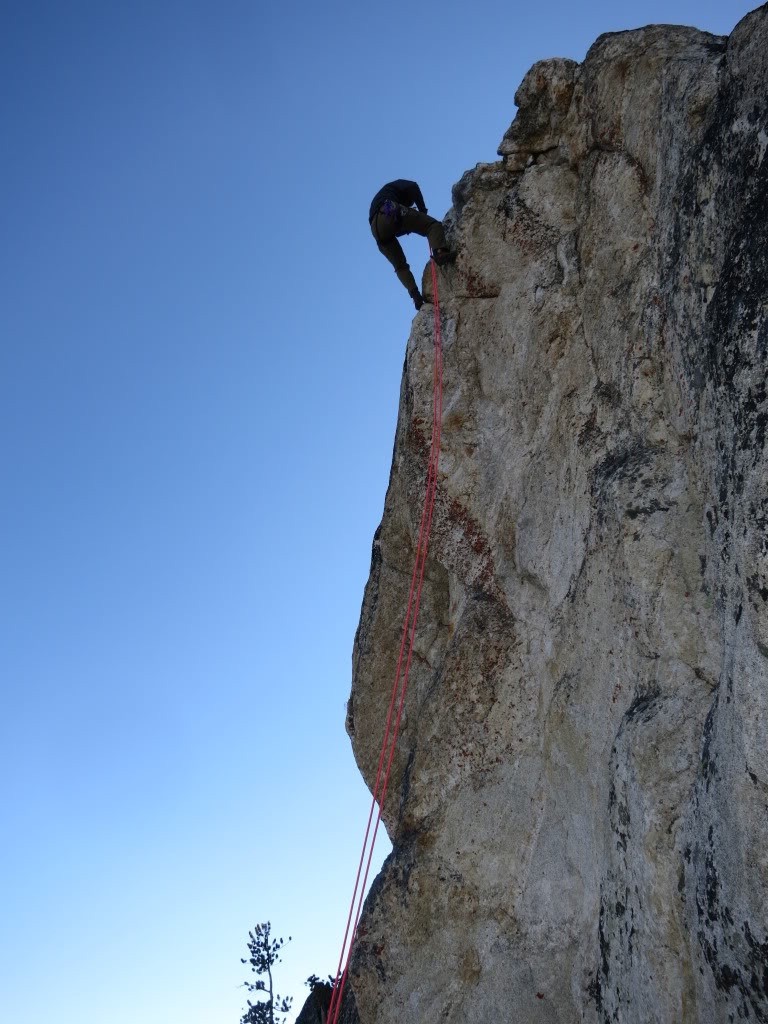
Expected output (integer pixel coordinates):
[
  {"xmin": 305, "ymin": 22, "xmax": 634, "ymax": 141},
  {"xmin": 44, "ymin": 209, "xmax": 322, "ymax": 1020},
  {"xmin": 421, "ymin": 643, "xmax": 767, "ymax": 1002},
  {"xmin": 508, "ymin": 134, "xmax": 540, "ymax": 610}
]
[{"xmin": 346, "ymin": 8, "xmax": 768, "ymax": 1023}]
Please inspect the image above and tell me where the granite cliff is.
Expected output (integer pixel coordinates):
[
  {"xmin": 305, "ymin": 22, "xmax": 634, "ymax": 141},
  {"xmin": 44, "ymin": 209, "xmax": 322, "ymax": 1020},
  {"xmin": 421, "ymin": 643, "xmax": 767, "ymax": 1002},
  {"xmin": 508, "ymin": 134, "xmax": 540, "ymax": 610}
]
[{"xmin": 344, "ymin": 7, "xmax": 768, "ymax": 1023}]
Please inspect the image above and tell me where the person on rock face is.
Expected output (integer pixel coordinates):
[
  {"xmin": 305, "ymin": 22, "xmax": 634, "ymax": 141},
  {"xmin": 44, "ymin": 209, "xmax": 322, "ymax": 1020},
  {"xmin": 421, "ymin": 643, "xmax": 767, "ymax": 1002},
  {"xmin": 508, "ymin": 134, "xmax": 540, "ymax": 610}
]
[{"xmin": 369, "ymin": 179, "xmax": 456, "ymax": 310}]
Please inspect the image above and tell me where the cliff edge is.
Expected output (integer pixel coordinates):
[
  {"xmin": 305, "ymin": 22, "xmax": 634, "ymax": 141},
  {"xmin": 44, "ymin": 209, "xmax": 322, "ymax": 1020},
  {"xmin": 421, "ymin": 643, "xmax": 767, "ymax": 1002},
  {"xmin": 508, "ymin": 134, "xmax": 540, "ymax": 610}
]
[{"xmin": 347, "ymin": 7, "xmax": 768, "ymax": 1023}]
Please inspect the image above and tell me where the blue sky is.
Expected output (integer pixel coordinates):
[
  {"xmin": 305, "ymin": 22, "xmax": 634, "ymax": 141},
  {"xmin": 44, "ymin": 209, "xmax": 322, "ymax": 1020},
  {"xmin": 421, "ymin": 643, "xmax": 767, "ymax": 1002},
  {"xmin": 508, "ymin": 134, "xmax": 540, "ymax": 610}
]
[{"xmin": 0, "ymin": 2, "xmax": 757, "ymax": 1022}]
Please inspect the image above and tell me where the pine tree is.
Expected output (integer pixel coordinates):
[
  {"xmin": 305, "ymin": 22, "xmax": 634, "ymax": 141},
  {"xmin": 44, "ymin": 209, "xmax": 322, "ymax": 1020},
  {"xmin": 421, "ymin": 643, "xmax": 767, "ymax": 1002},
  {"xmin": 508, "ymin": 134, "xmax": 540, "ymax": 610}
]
[{"xmin": 240, "ymin": 922, "xmax": 293, "ymax": 1024}]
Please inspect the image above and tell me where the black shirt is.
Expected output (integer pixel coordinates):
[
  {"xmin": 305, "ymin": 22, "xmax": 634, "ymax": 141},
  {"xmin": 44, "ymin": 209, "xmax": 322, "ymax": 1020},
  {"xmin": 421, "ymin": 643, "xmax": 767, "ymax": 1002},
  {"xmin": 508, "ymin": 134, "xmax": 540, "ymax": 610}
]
[{"xmin": 369, "ymin": 179, "xmax": 427, "ymax": 222}]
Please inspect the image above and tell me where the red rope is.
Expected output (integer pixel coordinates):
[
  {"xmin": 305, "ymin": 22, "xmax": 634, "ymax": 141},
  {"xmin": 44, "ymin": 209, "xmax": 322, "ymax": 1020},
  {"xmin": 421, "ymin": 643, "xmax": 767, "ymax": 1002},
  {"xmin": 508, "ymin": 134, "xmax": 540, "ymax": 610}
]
[{"xmin": 327, "ymin": 251, "xmax": 444, "ymax": 1024}]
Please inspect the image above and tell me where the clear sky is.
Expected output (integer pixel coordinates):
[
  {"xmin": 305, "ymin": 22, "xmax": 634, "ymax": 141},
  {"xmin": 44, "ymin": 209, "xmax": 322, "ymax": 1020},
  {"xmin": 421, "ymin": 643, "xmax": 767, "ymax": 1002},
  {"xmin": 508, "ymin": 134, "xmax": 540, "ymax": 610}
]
[{"xmin": 0, "ymin": 2, "xmax": 757, "ymax": 1022}]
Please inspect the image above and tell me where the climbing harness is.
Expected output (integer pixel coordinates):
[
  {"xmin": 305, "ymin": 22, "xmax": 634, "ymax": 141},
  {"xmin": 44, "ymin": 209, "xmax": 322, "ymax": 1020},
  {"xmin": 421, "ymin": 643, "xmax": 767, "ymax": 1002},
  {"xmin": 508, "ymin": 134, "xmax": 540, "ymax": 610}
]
[
  {"xmin": 326, "ymin": 248, "xmax": 444, "ymax": 1024},
  {"xmin": 371, "ymin": 200, "xmax": 404, "ymax": 243}
]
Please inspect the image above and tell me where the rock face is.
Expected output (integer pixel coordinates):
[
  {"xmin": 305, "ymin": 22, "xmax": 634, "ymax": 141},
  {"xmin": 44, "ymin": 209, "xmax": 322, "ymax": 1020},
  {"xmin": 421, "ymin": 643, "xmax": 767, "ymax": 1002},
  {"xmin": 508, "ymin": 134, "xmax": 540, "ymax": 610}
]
[{"xmin": 345, "ymin": 7, "xmax": 768, "ymax": 1024}]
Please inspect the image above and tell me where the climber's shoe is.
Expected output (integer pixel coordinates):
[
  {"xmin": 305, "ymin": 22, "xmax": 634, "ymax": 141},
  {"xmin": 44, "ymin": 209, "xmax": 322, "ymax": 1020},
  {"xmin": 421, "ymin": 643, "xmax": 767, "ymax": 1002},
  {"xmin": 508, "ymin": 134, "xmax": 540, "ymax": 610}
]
[
  {"xmin": 432, "ymin": 247, "xmax": 457, "ymax": 267},
  {"xmin": 411, "ymin": 290, "xmax": 424, "ymax": 311}
]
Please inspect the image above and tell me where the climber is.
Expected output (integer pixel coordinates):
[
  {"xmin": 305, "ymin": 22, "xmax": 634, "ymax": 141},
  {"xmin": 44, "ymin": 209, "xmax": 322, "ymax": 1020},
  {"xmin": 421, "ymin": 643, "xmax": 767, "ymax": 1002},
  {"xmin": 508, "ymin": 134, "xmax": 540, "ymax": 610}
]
[{"xmin": 369, "ymin": 179, "xmax": 456, "ymax": 310}]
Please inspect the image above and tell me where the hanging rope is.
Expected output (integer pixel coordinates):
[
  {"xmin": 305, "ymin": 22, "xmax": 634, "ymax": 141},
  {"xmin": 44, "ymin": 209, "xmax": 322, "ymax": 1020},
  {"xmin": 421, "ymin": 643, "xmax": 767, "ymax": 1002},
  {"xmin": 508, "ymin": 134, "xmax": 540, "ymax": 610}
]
[{"xmin": 327, "ymin": 249, "xmax": 444, "ymax": 1024}]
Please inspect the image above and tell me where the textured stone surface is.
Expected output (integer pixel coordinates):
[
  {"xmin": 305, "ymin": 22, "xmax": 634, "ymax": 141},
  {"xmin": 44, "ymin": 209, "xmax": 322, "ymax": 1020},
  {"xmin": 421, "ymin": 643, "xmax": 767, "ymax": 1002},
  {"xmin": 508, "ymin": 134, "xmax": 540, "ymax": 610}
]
[{"xmin": 346, "ymin": 7, "xmax": 768, "ymax": 1024}]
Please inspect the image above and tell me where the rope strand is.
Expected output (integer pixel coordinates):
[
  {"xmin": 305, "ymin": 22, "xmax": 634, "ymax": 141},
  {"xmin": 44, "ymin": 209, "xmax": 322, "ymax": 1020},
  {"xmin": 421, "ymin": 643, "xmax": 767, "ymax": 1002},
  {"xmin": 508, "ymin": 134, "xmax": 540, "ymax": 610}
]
[{"xmin": 327, "ymin": 249, "xmax": 444, "ymax": 1024}]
